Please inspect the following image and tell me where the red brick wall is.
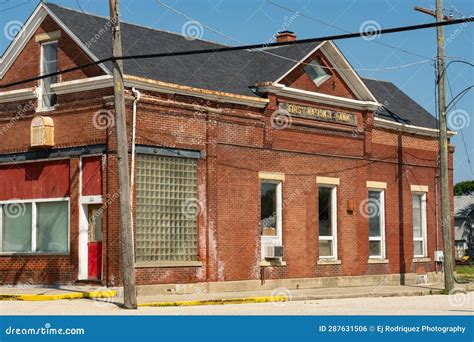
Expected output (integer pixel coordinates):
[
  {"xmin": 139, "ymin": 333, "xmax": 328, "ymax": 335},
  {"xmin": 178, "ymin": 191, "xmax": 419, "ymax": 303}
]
[{"xmin": 0, "ymin": 14, "xmax": 454, "ymax": 286}]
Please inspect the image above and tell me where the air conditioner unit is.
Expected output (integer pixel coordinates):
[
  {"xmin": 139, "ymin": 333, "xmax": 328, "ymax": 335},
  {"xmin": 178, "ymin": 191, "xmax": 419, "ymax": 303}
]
[
  {"xmin": 434, "ymin": 250, "xmax": 444, "ymax": 262},
  {"xmin": 264, "ymin": 245, "xmax": 284, "ymax": 259}
]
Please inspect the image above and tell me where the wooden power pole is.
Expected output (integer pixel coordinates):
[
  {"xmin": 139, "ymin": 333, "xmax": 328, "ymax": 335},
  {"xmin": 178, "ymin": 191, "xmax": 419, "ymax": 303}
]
[
  {"xmin": 109, "ymin": 0, "xmax": 137, "ymax": 308},
  {"xmin": 415, "ymin": 0, "xmax": 455, "ymax": 292}
]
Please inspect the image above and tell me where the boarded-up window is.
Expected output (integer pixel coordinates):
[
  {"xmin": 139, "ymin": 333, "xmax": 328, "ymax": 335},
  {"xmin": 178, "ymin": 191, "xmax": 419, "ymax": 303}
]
[{"xmin": 135, "ymin": 154, "xmax": 198, "ymax": 263}]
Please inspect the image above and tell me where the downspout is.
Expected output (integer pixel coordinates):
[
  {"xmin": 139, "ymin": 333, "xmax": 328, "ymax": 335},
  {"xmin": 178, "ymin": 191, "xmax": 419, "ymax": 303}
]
[{"xmin": 130, "ymin": 87, "xmax": 141, "ymax": 242}]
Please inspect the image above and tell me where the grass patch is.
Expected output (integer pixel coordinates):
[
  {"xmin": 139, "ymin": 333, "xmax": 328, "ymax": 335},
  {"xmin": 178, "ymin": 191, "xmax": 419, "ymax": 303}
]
[{"xmin": 456, "ymin": 265, "xmax": 474, "ymax": 280}]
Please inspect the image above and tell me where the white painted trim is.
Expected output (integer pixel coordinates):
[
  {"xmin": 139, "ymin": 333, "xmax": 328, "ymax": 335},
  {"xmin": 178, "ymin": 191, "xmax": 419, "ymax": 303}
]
[
  {"xmin": 412, "ymin": 192, "xmax": 428, "ymax": 258},
  {"xmin": 51, "ymin": 75, "xmax": 113, "ymax": 94},
  {"xmin": 316, "ymin": 176, "xmax": 340, "ymax": 185},
  {"xmin": 42, "ymin": 4, "xmax": 110, "ymax": 75},
  {"xmin": 0, "ymin": 197, "xmax": 70, "ymax": 255},
  {"xmin": 0, "ymin": 205, "xmax": 3, "ymax": 252},
  {"xmin": 125, "ymin": 76, "xmax": 268, "ymax": 108},
  {"xmin": 260, "ymin": 180, "xmax": 283, "ymax": 250},
  {"xmin": 38, "ymin": 40, "xmax": 58, "ymax": 111},
  {"xmin": 0, "ymin": 197, "xmax": 69, "ymax": 204},
  {"xmin": 368, "ymin": 189, "xmax": 386, "ymax": 259},
  {"xmin": 258, "ymin": 83, "xmax": 381, "ymax": 111},
  {"xmin": 0, "ymin": 5, "xmax": 47, "ymax": 79},
  {"xmin": 274, "ymin": 40, "xmax": 377, "ymax": 102},
  {"xmin": 366, "ymin": 181, "xmax": 387, "ymax": 189},
  {"xmin": 0, "ymin": 3, "xmax": 110, "ymax": 80},
  {"xmin": 258, "ymin": 171, "xmax": 285, "ymax": 181},
  {"xmin": 318, "ymin": 185, "xmax": 338, "ymax": 260},
  {"xmin": 80, "ymin": 196, "xmax": 103, "ymax": 204},
  {"xmin": 411, "ymin": 185, "xmax": 429, "ymax": 192},
  {"xmin": 0, "ymin": 88, "xmax": 37, "ymax": 103},
  {"xmin": 274, "ymin": 41, "xmax": 325, "ymax": 83},
  {"xmin": 375, "ymin": 117, "xmax": 456, "ymax": 137},
  {"xmin": 321, "ymin": 41, "xmax": 378, "ymax": 102}
]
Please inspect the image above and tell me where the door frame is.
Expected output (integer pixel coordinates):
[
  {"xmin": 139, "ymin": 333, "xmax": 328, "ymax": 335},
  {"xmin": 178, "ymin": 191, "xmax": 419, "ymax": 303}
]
[{"xmin": 78, "ymin": 196, "xmax": 102, "ymax": 280}]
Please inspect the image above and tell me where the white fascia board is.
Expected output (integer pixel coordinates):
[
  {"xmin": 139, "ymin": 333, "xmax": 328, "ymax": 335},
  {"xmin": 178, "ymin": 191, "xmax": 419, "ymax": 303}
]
[
  {"xmin": 258, "ymin": 83, "xmax": 381, "ymax": 111},
  {"xmin": 0, "ymin": 5, "xmax": 47, "ymax": 79},
  {"xmin": 51, "ymin": 75, "xmax": 113, "ymax": 94},
  {"xmin": 43, "ymin": 5, "xmax": 110, "ymax": 75},
  {"xmin": 322, "ymin": 41, "xmax": 378, "ymax": 103},
  {"xmin": 274, "ymin": 41, "xmax": 326, "ymax": 83},
  {"xmin": 374, "ymin": 117, "xmax": 456, "ymax": 137},
  {"xmin": 124, "ymin": 77, "xmax": 269, "ymax": 108},
  {"xmin": 45, "ymin": 75, "xmax": 269, "ymax": 108},
  {"xmin": 0, "ymin": 88, "xmax": 37, "ymax": 103},
  {"xmin": 0, "ymin": 3, "xmax": 110, "ymax": 80}
]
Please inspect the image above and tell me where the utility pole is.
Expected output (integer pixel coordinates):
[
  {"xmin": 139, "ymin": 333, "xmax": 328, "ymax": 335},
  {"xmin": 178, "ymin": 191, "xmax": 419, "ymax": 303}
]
[
  {"xmin": 109, "ymin": 0, "xmax": 137, "ymax": 308},
  {"xmin": 415, "ymin": 0, "xmax": 455, "ymax": 292}
]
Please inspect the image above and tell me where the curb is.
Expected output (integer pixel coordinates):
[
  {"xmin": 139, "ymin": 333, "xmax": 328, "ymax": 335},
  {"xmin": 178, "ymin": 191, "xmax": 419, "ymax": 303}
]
[
  {"xmin": 0, "ymin": 289, "xmax": 117, "ymax": 301},
  {"xmin": 138, "ymin": 295, "xmax": 289, "ymax": 307},
  {"xmin": 138, "ymin": 290, "xmax": 444, "ymax": 307}
]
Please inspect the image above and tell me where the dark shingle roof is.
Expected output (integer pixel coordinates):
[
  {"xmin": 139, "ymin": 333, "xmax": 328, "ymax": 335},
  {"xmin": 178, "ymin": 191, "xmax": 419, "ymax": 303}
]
[
  {"xmin": 362, "ymin": 78, "xmax": 438, "ymax": 129},
  {"xmin": 46, "ymin": 3, "xmax": 438, "ymax": 128},
  {"xmin": 46, "ymin": 3, "xmax": 318, "ymax": 97}
]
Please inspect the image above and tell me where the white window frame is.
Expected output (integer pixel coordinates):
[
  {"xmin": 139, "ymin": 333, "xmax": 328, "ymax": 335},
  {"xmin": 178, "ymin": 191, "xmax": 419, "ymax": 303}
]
[
  {"xmin": 304, "ymin": 59, "xmax": 331, "ymax": 87},
  {"xmin": 368, "ymin": 189, "xmax": 386, "ymax": 259},
  {"xmin": 318, "ymin": 185, "xmax": 338, "ymax": 260},
  {"xmin": 38, "ymin": 40, "xmax": 58, "ymax": 111},
  {"xmin": 260, "ymin": 179, "xmax": 283, "ymax": 249},
  {"xmin": 412, "ymin": 192, "xmax": 428, "ymax": 258},
  {"xmin": 0, "ymin": 197, "xmax": 70, "ymax": 254}
]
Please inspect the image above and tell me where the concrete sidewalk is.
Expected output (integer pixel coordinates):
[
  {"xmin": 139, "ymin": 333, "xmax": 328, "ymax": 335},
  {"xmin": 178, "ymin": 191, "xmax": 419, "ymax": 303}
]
[
  {"xmin": 136, "ymin": 284, "xmax": 447, "ymax": 307},
  {"xmin": 0, "ymin": 285, "xmax": 116, "ymax": 301},
  {"xmin": 0, "ymin": 282, "xmax": 471, "ymax": 306}
]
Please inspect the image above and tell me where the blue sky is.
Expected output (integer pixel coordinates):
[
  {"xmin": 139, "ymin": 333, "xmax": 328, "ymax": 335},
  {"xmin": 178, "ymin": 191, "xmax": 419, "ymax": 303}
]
[{"xmin": 1, "ymin": 0, "xmax": 473, "ymax": 183}]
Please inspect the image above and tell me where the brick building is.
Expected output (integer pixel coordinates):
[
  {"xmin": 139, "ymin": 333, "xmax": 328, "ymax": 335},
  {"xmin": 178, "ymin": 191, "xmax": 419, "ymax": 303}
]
[{"xmin": 0, "ymin": 3, "xmax": 455, "ymax": 290}]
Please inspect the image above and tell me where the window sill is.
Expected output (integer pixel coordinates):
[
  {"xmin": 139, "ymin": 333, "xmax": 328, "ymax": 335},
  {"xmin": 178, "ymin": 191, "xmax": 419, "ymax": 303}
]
[
  {"xmin": 135, "ymin": 261, "xmax": 203, "ymax": 268},
  {"xmin": 0, "ymin": 252, "xmax": 69, "ymax": 256},
  {"xmin": 368, "ymin": 258, "xmax": 389, "ymax": 264},
  {"xmin": 36, "ymin": 107, "xmax": 56, "ymax": 113},
  {"xmin": 412, "ymin": 257, "xmax": 431, "ymax": 263},
  {"xmin": 260, "ymin": 260, "xmax": 287, "ymax": 267},
  {"xmin": 317, "ymin": 259, "xmax": 341, "ymax": 265}
]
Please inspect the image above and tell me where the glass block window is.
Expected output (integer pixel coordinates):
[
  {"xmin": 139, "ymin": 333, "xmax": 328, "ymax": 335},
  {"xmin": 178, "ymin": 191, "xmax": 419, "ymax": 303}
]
[{"xmin": 135, "ymin": 154, "xmax": 198, "ymax": 263}]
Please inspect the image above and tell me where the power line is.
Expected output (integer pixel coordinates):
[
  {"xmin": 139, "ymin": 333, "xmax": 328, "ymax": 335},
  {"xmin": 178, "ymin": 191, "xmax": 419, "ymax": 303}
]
[
  {"xmin": 446, "ymin": 73, "xmax": 473, "ymax": 175},
  {"xmin": 265, "ymin": 0, "xmax": 435, "ymax": 61},
  {"xmin": 1, "ymin": 15, "xmax": 473, "ymax": 90},
  {"xmin": 156, "ymin": 0, "xmax": 434, "ymax": 73}
]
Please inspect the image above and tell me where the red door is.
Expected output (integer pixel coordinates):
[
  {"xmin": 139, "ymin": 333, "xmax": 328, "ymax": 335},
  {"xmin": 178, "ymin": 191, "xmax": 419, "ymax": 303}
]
[{"xmin": 88, "ymin": 205, "xmax": 103, "ymax": 279}]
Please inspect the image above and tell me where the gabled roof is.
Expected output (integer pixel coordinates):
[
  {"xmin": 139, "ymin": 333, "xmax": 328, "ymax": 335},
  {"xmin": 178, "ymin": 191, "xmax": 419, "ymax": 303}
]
[
  {"xmin": 363, "ymin": 78, "xmax": 439, "ymax": 130},
  {"xmin": 1, "ymin": 2, "xmax": 440, "ymax": 131},
  {"xmin": 46, "ymin": 3, "xmax": 321, "ymax": 97}
]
